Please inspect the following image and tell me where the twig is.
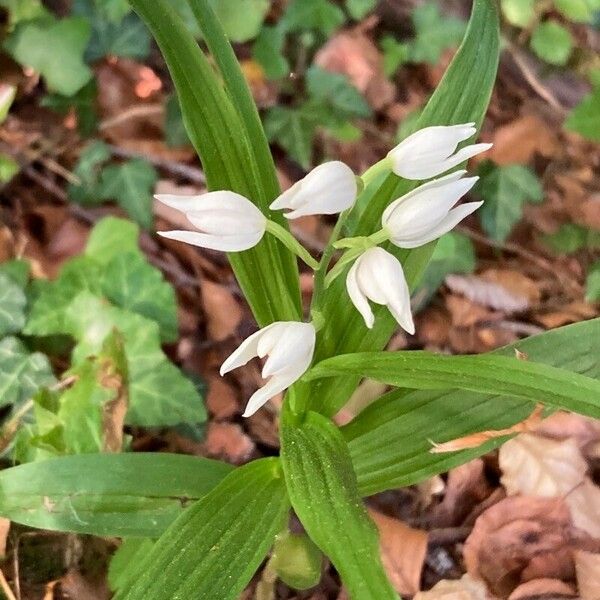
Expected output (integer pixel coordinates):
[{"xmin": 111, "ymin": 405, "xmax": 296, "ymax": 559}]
[
  {"xmin": 98, "ymin": 103, "xmax": 164, "ymax": 132},
  {"xmin": 427, "ymin": 526, "xmax": 472, "ymax": 546},
  {"xmin": 0, "ymin": 570, "xmax": 17, "ymax": 600}
]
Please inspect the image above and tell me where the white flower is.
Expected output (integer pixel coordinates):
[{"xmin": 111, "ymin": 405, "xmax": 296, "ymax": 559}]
[
  {"xmin": 346, "ymin": 247, "xmax": 414, "ymax": 333},
  {"xmin": 388, "ymin": 123, "xmax": 492, "ymax": 180},
  {"xmin": 155, "ymin": 191, "xmax": 266, "ymax": 251},
  {"xmin": 382, "ymin": 170, "xmax": 481, "ymax": 249},
  {"xmin": 220, "ymin": 321, "xmax": 316, "ymax": 417},
  {"xmin": 270, "ymin": 161, "xmax": 357, "ymax": 219}
]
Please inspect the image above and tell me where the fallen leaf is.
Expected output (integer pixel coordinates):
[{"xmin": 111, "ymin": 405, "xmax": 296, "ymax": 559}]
[
  {"xmin": 479, "ymin": 269, "xmax": 541, "ymax": 306},
  {"xmin": 0, "ymin": 518, "xmax": 10, "ymax": 558},
  {"xmin": 202, "ymin": 422, "xmax": 255, "ymax": 464},
  {"xmin": 445, "ymin": 294, "xmax": 499, "ymax": 328},
  {"xmin": 463, "ymin": 496, "xmax": 575, "ymax": 597},
  {"xmin": 413, "ymin": 574, "xmax": 488, "ymax": 600},
  {"xmin": 575, "ymin": 549, "xmax": 600, "ymax": 600},
  {"xmin": 368, "ymin": 509, "xmax": 428, "ymax": 596},
  {"xmin": 565, "ymin": 479, "xmax": 600, "ymax": 539},
  {"xmin": 508, "ymin": 578, "xmax": 576, "ymax": 599},
  {"xmin": 200, "ymin": 279, "xmax": 242, "ymax": 341},
  {"xmin": 534, "ymin": 302, "xmax": 598, "ymax": 328},
  {"xmin": 499, "ymin": 433, "xmax": 587, "ymax": 497},
  {"xmin": 205, "ymin": 374, "xmax": 239, "ymax": 419},
  {"xmin": 432, "ymin": 405, "xmax": 544, "ymax": 453},
  {"xmin": 314, "ymin": 28, "xmax": 395, "ymax": 110},
  {"xmin": 533, "ymin": 411, "xmax": 600, "ymax": 456},
  {"xmin": 489, "ymin": 115, "xmax": 559, "ymax": 165}
]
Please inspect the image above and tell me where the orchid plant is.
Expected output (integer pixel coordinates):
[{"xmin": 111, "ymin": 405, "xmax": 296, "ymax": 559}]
[{"xmin": 1, "ymin": 1, "xmax": 600, "ymax": 599}]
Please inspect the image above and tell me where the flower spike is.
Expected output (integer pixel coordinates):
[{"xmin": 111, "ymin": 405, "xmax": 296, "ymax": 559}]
[
  {"xmin": 388, "ymin": 123, "xmax": 492, "ymax": 180},
  {"xmin": 382, "ymin": 171, "xmax": 482, "ymax": 249},
  {"xmin": 220, "ymin": 321, "xmax": 316, "ymax": 417},
  {"xmin": 270, "ymin": 161, "xmax": 357, "ymax": 219},
  {"xmin": 346, "ymin": 247, "xmax": 414, "ymax": 333},
  {"xmin": 155, "ymin": 191, "xmax": 266, "ymax": 252}
]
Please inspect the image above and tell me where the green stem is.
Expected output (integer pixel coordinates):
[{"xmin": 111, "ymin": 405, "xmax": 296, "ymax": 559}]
[
  {"xmin": 324, "ymin": 247, "xmax": 364, "ymax": 288},
  {"xmin": 265, "ymin": 220, "xmax": 319, "ymax": 270},
  {"xmin": 360, "ymin": 156, "xmax": 393, "ymax": 188}
]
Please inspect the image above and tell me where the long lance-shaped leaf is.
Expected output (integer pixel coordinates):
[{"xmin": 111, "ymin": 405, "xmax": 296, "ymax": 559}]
[
  {"xmin": 307, "ymin": 351, "xmax": 600, "ymax": 418},
  {"xmin": 339, "ymin": 319, "xmax": 600, "ymax": 496},
  {"xmin": 130, "ymin": 0, "xmax": 301, "ymax": 325},
  {"xmin": 0, "ymin": 453, "xmax": 233, "ymax": 537},
  {"xmin": 281, "ymin": 409, "xmax": 399, "ymax": 599},
  {"xmin": 309, "ymin": 0, "xmax": 500, "ymax": 417},
  {"xmin": 114, "ymin": 458, "xmax": 289, "ymax": 600}
]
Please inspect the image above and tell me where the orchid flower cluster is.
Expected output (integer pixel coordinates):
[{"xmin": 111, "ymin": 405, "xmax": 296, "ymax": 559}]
[{"xmin": 157, "ymin": 124, "xmax": 491, "ymax": 417}]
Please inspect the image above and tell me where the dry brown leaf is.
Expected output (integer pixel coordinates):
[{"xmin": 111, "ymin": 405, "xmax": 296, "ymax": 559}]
[
  {"xmin": 534, "ymin": 302, "xmax": 598, "ymax": 329},
  {"xmin": 565, "ymin": 479, "xmax": 600, "ymax": 539},
  {"xmin": 489, "ymin": 115, "xmax": 559, "ymax": 165},
  {"xmin": 479, "ymin": 270, "xmax": 541, "ymax": 306},
  {"xmin": 0, "ymin": 518, "xmax": 10, "ymax": 558},
  {"xmin": 508, "ymin": 578, "xmax": 576, "ymax": 600},
  {"xmin": 100, "ymin": 351, "xmax": 128, "ymax": 453},
  {"xmin": 445, "ymin": 274, "xmax": 531, "ymax": 313},
  {"xmin": 205, "ymin": 374, "xmax": 239, "ymax": 419},
  {"xmin": 413, "ymin": 574, "xmax": 488, "ymax": 600},
  {"xmin": 200, "ymin": 279, "xmax": 242, "ymax": 341},
  {"xmin": 575, "ymin": 549, "xmax": 600, "ymax": 599},
  {"xmin": 202, "ymin": 422, "xmax": 255, "ymax": 464},
  {"xmin": 463, "ymin": 496, "xmax": 575, "ymax": 597},
  {"xmin": 368, "ymin": 509, "xmax": 428, "ymax": 596},
  {"xmin": 314, "ymin": 29, "xmax": 395, "ymax": 110},
  {"xmin": 533, "ymin": 412, "xmax": 600, "ymax": 455},
  {"xmin": 432, "ymin": 406, "xmax": 544, "ymax": 453},
  {"xmin": 445, "ymin": 294, "xmax": 499, "ymax": 328},
  {"xmin": 499, "ymin": 433, "xmax": 587, "ymax": 497}
]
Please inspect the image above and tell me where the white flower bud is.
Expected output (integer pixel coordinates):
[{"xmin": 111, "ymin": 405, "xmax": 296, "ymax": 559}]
[
  {"xmin": 155, "ymin": 191, "xmax": 266, "ymax": 251},
  {"xmin": 346, "ymin": 247, "xmax": 414, "ymax": 334},
  {"xmin": 388, "ymin": 123, "xmax": 492, "ymax": 180},
  {"xmin": 220, "ymin": 321, "xmax": 316, "ymax": 417},
  {"xmin": 382, "ymin": 171, "xmax": 481, "ymax": 249},
  {"xmin": 270, "ymin": 161, "xmax": 357, "ymax": 219}
]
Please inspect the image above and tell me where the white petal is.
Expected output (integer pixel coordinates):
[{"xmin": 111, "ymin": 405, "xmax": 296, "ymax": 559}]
[
  {"xmin": 242, "ymin": 374, "xmax": 290, "ymax": 417},
  {"xmin": 219, "ymin": 323, "xmax": 279, "ymax": 375},
  {"xmin": 155, "ymin": 190, "xmax": 261, "ymax": 218},
  {"xmin": 186, "ymin": 209, "xmax": 265, "ymax": 236},
  {"xmin": 157, "ymin": 229, "xmax": 264, "ymax": 251},
  {"xmin": 391, "ymin": 201, "xmax": 483, "ymax": 248},
  {"xmin": 346, "ymin": 256, "xmax": 375, "ymax": 329},
  {"xmin": 261, "ymin": 323, "xmax": 316, "ymax": 379}
]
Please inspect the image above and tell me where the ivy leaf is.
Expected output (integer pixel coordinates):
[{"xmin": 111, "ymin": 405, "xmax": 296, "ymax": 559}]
[
  {"xmin": 408, "ymin": 2, "xmax": 466, "ymax": 64},
  {"xmin": 252, "ymin": 26, "xmax": 289, "ymax": 80},
  {"xmin": 68, "ymin": 140, "xmax": 112, "ymax": 205},
  {"xmin": 380, "ymin": 36, "xmax": 410, "ymax": 76},
  {"xmin": 97, "ymin": 159, "xmax": 158, "ymax": 229},
  {"xmin": 42, "ymin": 79, "xmax": 98, "ymax": 137},
  {"xmin": 64, "ymin": 292, "xmax": 205, "ymax": 427},
  {"xmin": 0, "ymin": 337, "xmax": 55, "ymax": 408},
  {"xmin": 345, "ymin": 0, "xmax": 377, "ymax": 19},
  {"xmin": 208, "ymin": 0, "xmax": 270, "ymax": 43},
  {"xmin": 565, "ymin": 88, "xmax": 600, "ymax": 142},
  {"xmin": 586, "ymin": 261, "xmax": 600, "ymax": 302},
  {"xmin": 264, "ymin": 106, "xmax": 316, "ymax": 169},
  {"xmin": 541, "ymin": 224, "xmax": 600, "ymax": 254},
  {"xmin": 4, "ymin": 17, "xmax": 93, "ymax": 96},
  {"xmin": 0, "ymin": 259, "xmax": 31, "ymax": 289},
  {"xmin": 102, "ymin": 252, "xmax": 178, "ymax": 343},
  {"xmin": 281, "ymin": 0, "xmax": 345, "ymax": 36},
  {"xmin": 0, "ymin": 0, "xmax": 48, "ymax": 28},
  {"xmin": 501, "ymin": 0, "xmax": 535, "ymax": 27},
  {"xmin": 0, "ymin": 273, "xmax": 26, "ymax": 337},
  {"xmin": 94, "ymin": 0, "xmax": 131, "ymax": 23},
  {"xmin": 530, "ymin": 21, "xmax": 573, "ymax": 66},
  {"xmin": 476, "ymin": 162, "xmax": 543, "ymax": 242},
  {"xmin": 85, "ymin": 216, "xmax": 140, "ymax": 264},
  {"xmin": 554, "ymin": 0, "xmax": 598, "ymax": 22}
]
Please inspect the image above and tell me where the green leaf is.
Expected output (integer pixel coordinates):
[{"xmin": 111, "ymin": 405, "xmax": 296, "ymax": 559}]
[
  {"xmin": 554, "ymin": 0, "xmax": 596, "ymax": 22},
  {"xmin": 0, "ymin": 84, "xmax": 16, "ymax": 123},
  {"xmin": 102, "ymin": 252, "xmax": 178, "ymax": 342},
  {"xmin": 85, "ymin": 216, "xmax": 140, "ymax": 264},
  {"xmin": 308, "ymin": 349, "xmax": 600, "ymax": 418},
  {"xmin": 97, "ymin": 159, "xmax": 158, "ymax": 229},
  {"xmin": 207, "ymin": 0, "xmax": 270, "ymax": 43},
  {"xmin": 346, "ymin": 0, "xmax": 377, "ymax": 19},
  {"xmin": 68, "ymin": 140, "xmax": 112, "ymax": 205},
  {"xmin": 476, "ymin": 162, "xmax": 543, "ymax": 242},
  {"xmin": 501, "ymin": 0, "xmax": 535, "ymax": 27},
  {"xmin": 109, "ymin": 539, "xmax": 155, "ymax": 592},
  {"xmin": 0, "ymin": 259, "xmax": 30, "ymax": 289},
  {"xmin": 0, "ymin": 273, "xmax": 26, "ymax": 337},
  {"xmin": 271, "ymin": 531, "xmax": 323, "ymax": 590},
  {"xmin": 414, "ymin": 232, "xmax": 476, "ymax": 309},
  {"xmin": 0, "ymin": 337, "xmax": 55, "ymax": 408},
  {"xmin": 4, "ymin": 17, "xmax": 93, "ymax": 96},
  {"xmin": 281, "ymin": 0, "xmax": 345, "ymax": 35},
  {"xmin": 530, "ymin": 21, "xmax": 573, "ymax": 66},
  {"xmin": 264, "ymin": 106, "xmax": 316, "ymax": 169},
  {"xmin": 408, "ymin": 2, "xmax": 466, "ymax": 64},
  {"xmin": 541, "ymin": 223, "xmax": 600, "ymax": 254},
  {"xmin": 114, "ymin": 458, "xmax": 290, "ymax": 600},
  {"xmin": 380, "ymin": 36, "xmax": 410, "ymax": 76},
  {"xmin": 0, "ymin": 154, "xmax": 19, "ymax": 183},
  {"xmin": 344, "ymin": 318, "xmax": 600, "ymax": 495},
  {"xmin": 0, "ymin": 453, "xmax": 233, "ymax": 536},
  {"xmin": 308, "ymin": 0, "xmax": 500, "ymax": 417},
  {"xmin": 129, "ymin": 0, "xmax": 302, "ymax": 326},
  {"xmin": 253, "ymin": 26, "xmax": 289, "ymax": 80},
  {"xmin": 586, "ymin": 261, "xmax": 600, "ymax": 302},
  {"xmin": 0, "ymin": 0, "xmax": 49, "ymax": 28},
  {"xmin": 64, "ymin": 292, "xmax": 205, "ymax": 426},
  {"xmin": 94, "ymin": 0, "xmax": 132, "ymax": 23},
  {"xmin": 281, "ymin": 410, "xmax": 397, "ymax": 599},
  {"xmin": 565, "ymin": 88, "xmax": 600, "ymax": 142},
  {"xmin": 306, "ymin": 66, "xmax": 372, "ymax": 119},
  {"xmin": 42, "ymin": 79, "xmax": 98, "ymax": 137}
]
